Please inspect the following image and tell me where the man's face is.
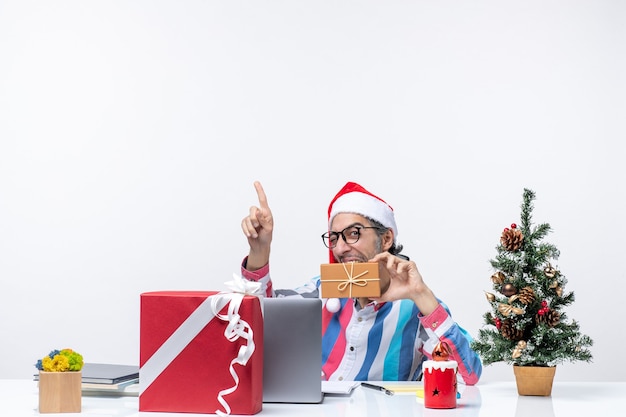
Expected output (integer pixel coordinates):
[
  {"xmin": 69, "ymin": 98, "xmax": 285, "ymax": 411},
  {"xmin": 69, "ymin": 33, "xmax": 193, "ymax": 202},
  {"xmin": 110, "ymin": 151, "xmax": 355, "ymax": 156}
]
[
  {"xmin": 329, "ymin": 213, "xmax": 384, "ymax": 263},
  {"xmin": 329, "ymin": 213, "xmax": 393, "ymax": 297}
]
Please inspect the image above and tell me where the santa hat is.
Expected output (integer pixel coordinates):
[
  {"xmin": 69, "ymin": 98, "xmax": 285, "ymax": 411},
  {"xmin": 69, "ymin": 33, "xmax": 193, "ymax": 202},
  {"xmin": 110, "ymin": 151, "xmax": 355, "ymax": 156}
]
[{"xmin": 326, "ymin": 182, "xmax": 397, "ymax": 263}]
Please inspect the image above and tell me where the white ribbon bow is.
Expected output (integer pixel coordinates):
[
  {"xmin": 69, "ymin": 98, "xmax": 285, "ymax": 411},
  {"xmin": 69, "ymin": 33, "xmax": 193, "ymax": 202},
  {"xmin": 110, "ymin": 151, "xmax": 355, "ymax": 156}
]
[
  {"xmin": 210, "ymin": 274, "xmax": 262, "ymax": 416},
  {"xmin": 224, "ymin": 272, "xmax": 263, "ymax": 296}
]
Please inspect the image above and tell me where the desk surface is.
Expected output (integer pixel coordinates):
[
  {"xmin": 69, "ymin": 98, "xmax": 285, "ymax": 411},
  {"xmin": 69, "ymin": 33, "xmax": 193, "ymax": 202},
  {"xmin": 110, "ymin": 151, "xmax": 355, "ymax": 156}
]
[{"xmin": 2, "ymin": 379, "xmax": 624, "ymax": 417}]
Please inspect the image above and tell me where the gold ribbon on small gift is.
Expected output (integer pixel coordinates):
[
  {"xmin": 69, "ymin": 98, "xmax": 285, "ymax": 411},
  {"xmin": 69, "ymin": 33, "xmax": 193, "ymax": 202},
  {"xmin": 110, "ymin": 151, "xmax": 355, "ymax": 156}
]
[{"xmin": 325, "ymin": 262, "xmax": 378, "ymax": 298}]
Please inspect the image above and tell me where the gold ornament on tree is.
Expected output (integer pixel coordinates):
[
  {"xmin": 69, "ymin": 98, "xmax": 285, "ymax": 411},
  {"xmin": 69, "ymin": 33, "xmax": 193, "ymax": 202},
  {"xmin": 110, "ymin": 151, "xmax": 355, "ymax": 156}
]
[
  {"xmin": 498, "ymin": 302, "xmax": 525, "ymax": 317},
  {"xmin": 507, "ymin": 295, "xmax": 526, "ymax": 312},
  {"xmin": 549, "ymin": 279, "xmax": 563, "ymax": 297},
  {"xmin": 491, "ymin": 272, "xmax": 506, "ymax": 285},
  {"xmin": 544, "ymin": 263, "xmax": 557, "ymax": 278},
  {"xmin": 511, "ymin": 340, "xmax": 527, "ymax": 359},
  {"xmin": 501, "ymin": 283, "xmax": 518, "ymax": 297}
]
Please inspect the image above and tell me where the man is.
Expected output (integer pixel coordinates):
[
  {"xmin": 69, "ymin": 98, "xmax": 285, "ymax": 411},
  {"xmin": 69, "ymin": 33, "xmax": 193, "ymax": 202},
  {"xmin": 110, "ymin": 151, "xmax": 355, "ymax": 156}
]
[{"xmin": 240, "ymin": 181, "xmax": 482, "ymax": 384}]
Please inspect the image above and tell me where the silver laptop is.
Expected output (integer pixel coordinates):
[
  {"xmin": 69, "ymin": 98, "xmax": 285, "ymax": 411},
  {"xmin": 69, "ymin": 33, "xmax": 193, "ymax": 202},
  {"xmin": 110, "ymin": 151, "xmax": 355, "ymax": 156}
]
[{"xmin": 262, "ymin": 297, "xmax": 324, "ymax": 403}]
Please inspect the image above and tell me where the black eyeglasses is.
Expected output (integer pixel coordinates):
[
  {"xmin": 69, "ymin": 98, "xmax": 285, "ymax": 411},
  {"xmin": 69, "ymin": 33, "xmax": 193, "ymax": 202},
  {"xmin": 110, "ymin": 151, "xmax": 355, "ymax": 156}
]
[{"xmin": 321, "ymin": 225, "xmax": 384, "ymax": 249}]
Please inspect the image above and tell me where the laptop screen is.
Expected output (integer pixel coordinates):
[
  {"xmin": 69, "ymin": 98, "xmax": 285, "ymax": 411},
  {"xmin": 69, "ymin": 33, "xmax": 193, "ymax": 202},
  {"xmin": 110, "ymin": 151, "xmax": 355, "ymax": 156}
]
[{"xmin": 262, "ymin": 297, "xmax": 323, "ymax": 403}]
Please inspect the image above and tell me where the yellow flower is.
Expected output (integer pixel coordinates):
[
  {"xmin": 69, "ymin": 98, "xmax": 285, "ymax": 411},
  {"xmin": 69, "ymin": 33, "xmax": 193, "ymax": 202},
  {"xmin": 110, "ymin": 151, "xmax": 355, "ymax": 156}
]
[
  {"xmin": 36, "ymin": 348, "xmax": 83, "ymax": 372},
  {"xmin": 41, "ymin": 354, "xmax": 70, "ymax": 372}
]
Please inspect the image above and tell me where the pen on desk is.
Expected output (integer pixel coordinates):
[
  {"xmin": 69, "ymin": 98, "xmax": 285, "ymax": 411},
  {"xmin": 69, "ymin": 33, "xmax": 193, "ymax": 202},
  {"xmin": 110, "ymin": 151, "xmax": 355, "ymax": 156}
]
[{"xmin": 361, "ymin": 382, "xmax": 394, "ymax": 396}]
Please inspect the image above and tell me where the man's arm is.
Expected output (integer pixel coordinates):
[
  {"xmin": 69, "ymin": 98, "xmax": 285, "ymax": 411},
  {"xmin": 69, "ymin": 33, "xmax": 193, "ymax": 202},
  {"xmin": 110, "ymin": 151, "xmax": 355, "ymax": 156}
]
[
  {"xmin": 420, "ymin": 304, "xmax": 483, "ymax": 385},
  {"xmin": 241, "ymin": 181, "xmax": 274, "ymax": 271}
]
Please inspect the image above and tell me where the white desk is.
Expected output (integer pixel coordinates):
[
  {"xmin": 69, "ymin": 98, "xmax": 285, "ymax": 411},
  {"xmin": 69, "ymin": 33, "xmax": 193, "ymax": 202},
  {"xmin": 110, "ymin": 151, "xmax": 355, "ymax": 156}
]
[{"xmin": 1, "ymin": 379, "xmax": 624, "ymax": 417}]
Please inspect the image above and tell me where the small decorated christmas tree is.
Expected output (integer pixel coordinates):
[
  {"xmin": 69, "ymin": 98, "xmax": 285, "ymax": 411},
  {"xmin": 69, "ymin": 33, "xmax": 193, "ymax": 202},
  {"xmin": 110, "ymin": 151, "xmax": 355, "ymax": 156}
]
[{"xmin": 472, "ymin": 189, "xmax": 593, "ymax": 370}]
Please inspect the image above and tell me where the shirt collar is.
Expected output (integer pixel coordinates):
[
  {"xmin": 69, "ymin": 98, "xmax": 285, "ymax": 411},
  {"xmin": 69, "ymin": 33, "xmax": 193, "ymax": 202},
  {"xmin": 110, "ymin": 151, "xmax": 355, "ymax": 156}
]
[{"xmin": 354, "ymin": 299, "xmax": 387, "ymax": 312}]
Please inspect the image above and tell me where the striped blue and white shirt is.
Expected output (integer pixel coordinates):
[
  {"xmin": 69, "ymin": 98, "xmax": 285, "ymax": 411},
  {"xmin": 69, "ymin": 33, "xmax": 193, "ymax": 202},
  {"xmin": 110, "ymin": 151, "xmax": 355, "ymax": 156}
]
[{"xmin": 242, "ymin": 259, "xmax": 482, "ymax": 385}]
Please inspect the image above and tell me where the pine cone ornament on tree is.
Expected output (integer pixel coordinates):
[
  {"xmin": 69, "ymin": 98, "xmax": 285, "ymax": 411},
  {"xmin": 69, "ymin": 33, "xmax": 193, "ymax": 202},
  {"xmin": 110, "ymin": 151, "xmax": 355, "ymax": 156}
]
[
  {"xmin": 500, "ymin": 318, "xmax": 524, "ymax": 341},
  {"xmin": 517, "ymin": 286, "xmax": 536, "ymax": 305},
  {"xmin": 500, "ymin": 227, "xmax": 524, "ymax": 251},
  {"xmin": 536, "ymin": 309, "xmax": 561, "ymax": 327}
]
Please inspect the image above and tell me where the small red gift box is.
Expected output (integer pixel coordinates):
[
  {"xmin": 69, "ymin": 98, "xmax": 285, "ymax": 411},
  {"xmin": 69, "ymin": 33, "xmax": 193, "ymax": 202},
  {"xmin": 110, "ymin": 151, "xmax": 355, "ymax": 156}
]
[{"xmin": 139, "ymin": 291, "xmax": 263, "ymax": 415}]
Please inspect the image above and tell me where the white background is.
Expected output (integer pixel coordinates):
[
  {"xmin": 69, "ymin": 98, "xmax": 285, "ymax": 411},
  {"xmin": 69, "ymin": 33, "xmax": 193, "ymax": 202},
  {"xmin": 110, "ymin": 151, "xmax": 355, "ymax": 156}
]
[{"xmin": 1, "ymin": 1, "xmax": 624, "ymax": 382}]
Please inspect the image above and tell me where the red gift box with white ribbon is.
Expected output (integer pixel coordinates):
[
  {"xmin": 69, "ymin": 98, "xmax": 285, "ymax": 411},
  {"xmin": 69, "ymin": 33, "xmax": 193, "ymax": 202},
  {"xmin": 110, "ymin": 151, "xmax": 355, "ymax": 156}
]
[{"xmin": 139, "ymin": 290, "xmax": 263, "ymax": 415}]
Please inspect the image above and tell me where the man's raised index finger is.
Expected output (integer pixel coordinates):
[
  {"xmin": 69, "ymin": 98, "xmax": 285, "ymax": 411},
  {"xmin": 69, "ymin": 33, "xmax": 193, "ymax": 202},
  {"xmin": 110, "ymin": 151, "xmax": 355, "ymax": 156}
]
[{"xmin": 253, "ymin": 181, "xmax": 269, "ymax": 208}]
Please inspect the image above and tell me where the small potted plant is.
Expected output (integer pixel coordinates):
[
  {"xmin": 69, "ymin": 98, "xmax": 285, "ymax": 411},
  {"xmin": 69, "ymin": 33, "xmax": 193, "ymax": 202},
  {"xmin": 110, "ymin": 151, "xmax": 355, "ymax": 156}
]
[
  {"xmin": 35, "ymin": 349, "xmax": 84, "ymax": 413},
  {"xmin": 471, "ymin": 189, "xmax": 593, "ymax": 396}
]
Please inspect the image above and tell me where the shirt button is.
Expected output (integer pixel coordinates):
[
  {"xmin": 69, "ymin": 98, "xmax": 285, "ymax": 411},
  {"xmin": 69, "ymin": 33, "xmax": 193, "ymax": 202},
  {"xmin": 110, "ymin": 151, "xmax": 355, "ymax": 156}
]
[
  {"xmin": 349, "ymin": 346, "xmax": 355, "ymax": 352},
  {"xmin": 431, "ymin": 322, "xmax": 438, "ymax": 328},
  {"xmin": 338, "ymin": 376, "xmax": 344, "ymax": 381},
  {"xmin": 358, "ymin": 317, "xmax": 363, "ymax": 322}
]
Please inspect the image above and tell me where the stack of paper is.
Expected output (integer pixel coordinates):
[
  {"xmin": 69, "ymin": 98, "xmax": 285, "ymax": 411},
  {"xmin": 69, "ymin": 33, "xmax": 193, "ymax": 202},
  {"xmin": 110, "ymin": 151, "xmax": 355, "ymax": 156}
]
[
  {"xmin": 322, "ymin": 381, "xmax": 360, "ymax": 395},
  {"xmin": 79, "ymin": 363, "xmax": 139, "ymax": 396}
]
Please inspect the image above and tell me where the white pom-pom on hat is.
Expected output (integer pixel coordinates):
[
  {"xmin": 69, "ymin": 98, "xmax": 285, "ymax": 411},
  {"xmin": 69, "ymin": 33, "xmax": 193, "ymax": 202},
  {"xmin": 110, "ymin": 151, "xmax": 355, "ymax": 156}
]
[{"xmin": 325, "ymin": 298, "xmax": 341, "ymax": 313}]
